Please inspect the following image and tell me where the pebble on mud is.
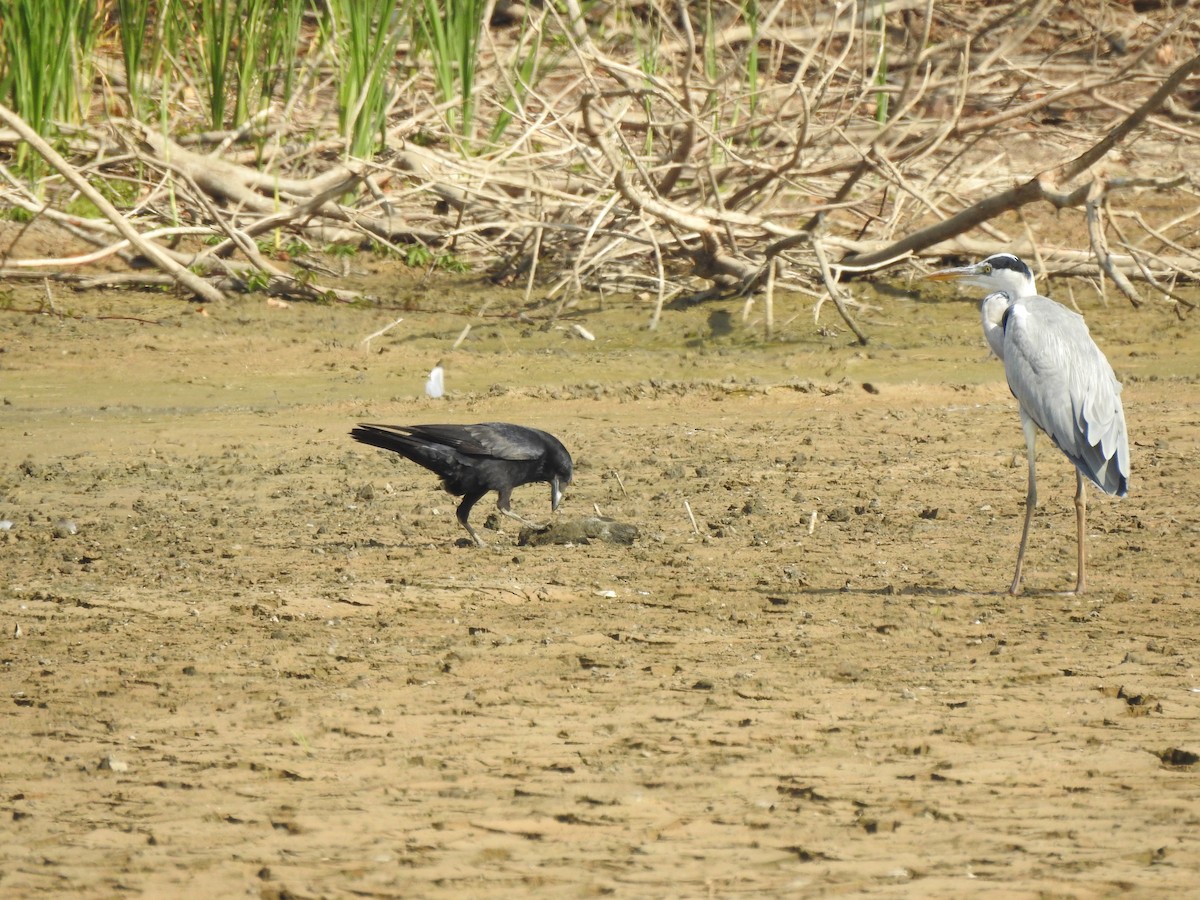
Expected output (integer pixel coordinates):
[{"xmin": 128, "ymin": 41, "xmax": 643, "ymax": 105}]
[
  {"xmin": 98, "ymin": 755, "xmax": 129, "ymax": 773},
  {"xmin": 518, "ymin": 516, "xmax": 639, "ymax": 546},
  {"xmin": 52, "ymin": 519, "xmax": 78, "ymax": 538}
]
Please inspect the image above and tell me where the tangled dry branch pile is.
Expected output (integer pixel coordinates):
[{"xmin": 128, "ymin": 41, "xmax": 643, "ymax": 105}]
[{"xmin": 1, "ymin": 0, "xmax": 1198, "ymax": 332}]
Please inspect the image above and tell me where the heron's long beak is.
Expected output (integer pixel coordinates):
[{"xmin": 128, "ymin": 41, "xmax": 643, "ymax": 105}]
[
  {"xmin": 550, "ymin": 476, "xmax": 564, "ymax": 512},
  {"xmin": 924, "ymin": 265, "xmax": 976, "ymax": 283}
]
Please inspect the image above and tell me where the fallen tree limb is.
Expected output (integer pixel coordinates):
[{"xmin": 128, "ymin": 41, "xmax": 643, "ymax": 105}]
[
  {"xmin": 0, "ymin": 103, "xmax": 226, "ymax": 302},
  {"xmin": 838, "ymin": 49, "xmax": 1200, "ymax": 280}
]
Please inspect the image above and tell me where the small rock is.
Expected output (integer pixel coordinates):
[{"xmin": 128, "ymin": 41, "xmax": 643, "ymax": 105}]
[
  {"xmin": 52, "ymin": 519, "xmax": 78, "ymax": 538},
  {"xmin": 98, "ymin": 755, "xmax": 129, "ymax": 773},
  {"xmin": 1159, "ymin": 747, "xmax": 1199, "ymax": 767}
]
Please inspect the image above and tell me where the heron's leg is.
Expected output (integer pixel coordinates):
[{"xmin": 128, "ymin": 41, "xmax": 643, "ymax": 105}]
[
  {"xmin": 456, "ymin": 491, "xmax": 487, "ymax": 547},
  {"xmin": 1074, "ymin": 470, "xmax": 1087, "ymax": 595},
  {"xmin": 1010, "ymin": 415, "xmax": 1039, "ymax": 595}
]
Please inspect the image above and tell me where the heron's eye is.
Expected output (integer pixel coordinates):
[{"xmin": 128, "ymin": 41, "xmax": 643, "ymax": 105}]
[{"xmin": 983, "ymin": 264, "xmax": 992, "ymax": 274}]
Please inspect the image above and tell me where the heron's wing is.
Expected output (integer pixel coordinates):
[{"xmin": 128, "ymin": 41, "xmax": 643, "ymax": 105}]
[{"xmin": 1001, "ymin": 296, "xmax": 1129, "ymax": 496}]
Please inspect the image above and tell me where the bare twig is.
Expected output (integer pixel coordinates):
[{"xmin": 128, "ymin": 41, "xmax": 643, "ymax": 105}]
[{"xmin": 360, "ymin": 317, "xmax": 405, "ymax": 348}]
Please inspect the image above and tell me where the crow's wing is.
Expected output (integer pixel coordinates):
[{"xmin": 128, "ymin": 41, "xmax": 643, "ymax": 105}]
[
  {"xmin": 354, "ymin": 423, "xmax": 559, "ymax": 466},
  {"xmin": 389, "ymin": 423, "xmax": 547, "ymax": 461}
]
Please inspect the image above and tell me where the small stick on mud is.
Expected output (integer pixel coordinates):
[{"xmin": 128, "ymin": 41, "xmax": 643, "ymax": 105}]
[
  {"xmin": 360, "ymin": 317, "xmax": 404, "ymax": 349},
  {"xmin": 684, "ymin": 499, "xmax": 700, "ymax": 535},
  {"xmin": 612, "ymin": 470, "xmax": 629, "ymax": 498},
  {"xmin": 451, "ymin": 324, "xmax": 472, "ymax": 350},
  {"xmin": 807, "ymin": 510, "xmax": 818, "ymax": 535}
]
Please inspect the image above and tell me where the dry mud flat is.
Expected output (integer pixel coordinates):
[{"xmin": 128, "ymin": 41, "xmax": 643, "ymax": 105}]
[{"xmin": 2, "ymin": 286, "xmax": 1200, "ymax": 898}]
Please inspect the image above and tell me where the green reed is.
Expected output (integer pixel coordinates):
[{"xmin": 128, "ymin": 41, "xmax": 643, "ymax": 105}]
[
  {"xmin": 488, "ymin": 7, "xmax": 558, "ymax": 146},
  {"xmin": 196, "ymin": 0, "xmax": 237, "ymax": 129},
  {"xmin": 323, "ymin": 0, "xmax": 403, "ymax": 159},
  {"xmin": 872, "ymin": 0, "xmax": 890, "ymax": 123},
  {"xmin": 259, "ymin": 0, "xmax": 308, "ymax": 117},
  {"xmin": 116, "ymin": 0, "xmax": 155, "ymax": 120},
  {"xmin": 150, "ymin": 0, "xmax": 313, "ymax": 132},
  {"xmin": 0, "ymin": 0, "xmax": 102, "ymax": 178},
  {"xmin": 412, "ymin": 0, "xmax": 485, "ymax": 145},
  {"xmin": 743, "ymin": 0, "xmax": 761, "ymax": 126}
]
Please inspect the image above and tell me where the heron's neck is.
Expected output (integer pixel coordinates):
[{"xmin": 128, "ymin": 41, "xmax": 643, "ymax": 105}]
[{"xmin": 980, "ymin": 292, "xmax": 1010, "ymax": 360}]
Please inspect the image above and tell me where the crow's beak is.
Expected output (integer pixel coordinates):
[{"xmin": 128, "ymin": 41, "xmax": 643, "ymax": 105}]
[{"xmin": 550, "ymin": 476, "xmax": 564, "ymax": 512}]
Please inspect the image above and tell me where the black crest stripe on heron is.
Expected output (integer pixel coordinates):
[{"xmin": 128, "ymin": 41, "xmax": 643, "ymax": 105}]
[{"xmin": 350, "ymin": 423, "xmax": 573, "ymax": 547}]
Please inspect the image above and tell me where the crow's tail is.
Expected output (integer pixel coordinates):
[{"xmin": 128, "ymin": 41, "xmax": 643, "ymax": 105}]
[{"xmin": 350, "ymin": 424, "xmax": 457, "ymax": 476}]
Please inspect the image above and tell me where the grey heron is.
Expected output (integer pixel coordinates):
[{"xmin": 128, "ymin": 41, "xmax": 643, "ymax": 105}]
[
  {"xmin": 351, "ymin": 423, "xmax": 572, "ymax": 546},
  {"xmin": 926, "ymin": 253, "xmax": 1129, "ymax": 594}
]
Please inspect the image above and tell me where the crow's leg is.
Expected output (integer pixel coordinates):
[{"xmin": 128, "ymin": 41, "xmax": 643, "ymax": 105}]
[
  {"xmin": 496, "ymin": 488, "xmax": 541, "ymax": 528},
  {"xmin": 456, "ymin": 491, "xmax": 488, "ymax": 547}
]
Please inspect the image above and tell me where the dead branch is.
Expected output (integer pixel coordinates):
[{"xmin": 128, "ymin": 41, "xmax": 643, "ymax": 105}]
[
  {"xmin": 838, "ymin": 49, "xmax": 1200, "ymax": 283},
  {"xmin": 0, "ymin": 0, "xmax": 1197, "ymax": 324},
  {"xmin": 0, "ymin": 103, "xmax": 225, "ymax": 302},
  {"xmin": 1084, "ymin": 181, "xmax": 1140, "ymax": 306}
]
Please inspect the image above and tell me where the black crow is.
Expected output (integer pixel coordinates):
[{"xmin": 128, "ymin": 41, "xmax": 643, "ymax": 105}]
[{"xmin": 350, "ymin": 423, "xmax": 573, "ymax": 546}]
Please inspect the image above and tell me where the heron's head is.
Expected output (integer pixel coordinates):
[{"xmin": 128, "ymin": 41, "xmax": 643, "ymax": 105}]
[{"xmin": 926, "ymin": 253, "xmax": 1037, "ymax": 298}]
